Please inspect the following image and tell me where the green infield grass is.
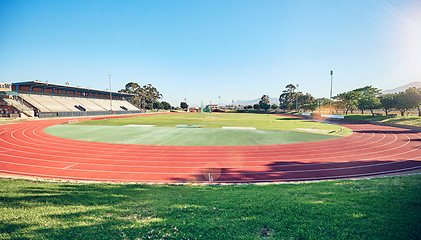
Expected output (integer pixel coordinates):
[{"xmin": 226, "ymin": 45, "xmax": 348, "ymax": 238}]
[
  {"xmin": 45, "ymin": 113, "xmax": 351, "ymax": 146},
  {"xmin": 1, "ymin": 175, "xmax": 420, "ymax": 239}
]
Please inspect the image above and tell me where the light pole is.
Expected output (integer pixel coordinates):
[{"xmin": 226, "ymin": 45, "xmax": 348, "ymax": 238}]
[
  {"xmin": 296, "ymin": 84, "xmax": 299, "ymax": 112},
  {"xmin": 329, "ymin": 70, "xmax": 333, "ymax": 114},
  {"xmin": 108, "ymin": 74, "xmax": 112, "ymax": 113}
]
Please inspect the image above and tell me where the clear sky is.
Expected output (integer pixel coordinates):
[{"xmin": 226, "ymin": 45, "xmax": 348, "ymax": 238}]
[{"xmin": 1, "ymin": 0, "xmax": 420, "ymax": 107}]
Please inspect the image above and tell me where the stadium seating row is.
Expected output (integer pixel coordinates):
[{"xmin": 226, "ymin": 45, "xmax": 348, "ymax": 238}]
[{"xmin": 19, "ymin": 93, "xmax": 139, "ymax": 113}]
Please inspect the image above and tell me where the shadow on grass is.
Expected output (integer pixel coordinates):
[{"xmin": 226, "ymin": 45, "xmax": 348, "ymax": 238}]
[
  {"xmin": 173, "ymin": 160, "xmax": 421, "ymax": 183},
  {"xmin": 0, "ymin": 222, "xmax": 31, "ymax": 238},
  {"xmin": 275, "ymin": 117, "xmax": 302, "ymax": 121},
  {"xmin": 1, "ymin": 171, "xmax": 421, "ymax": 239},
  {"xmin": 0, "ymin": 181, "xmax": 294, "ymax": 239},
  {"xmin": 0, "ymin": 184, "xmax": 168, "ymax": 239}
]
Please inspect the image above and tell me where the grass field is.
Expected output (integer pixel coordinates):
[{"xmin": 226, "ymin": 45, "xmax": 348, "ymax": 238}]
[
  {"xmin": 344, "ymin": 114, "xmax": 421, "ymax": 127},
  {"xmin": 46, "ymin": 125, "xmax": 344, "ymax": 146},
  {"xmin": 72, "ymin": 113, "xmax": 350, "ymax": 134},
  {"xmin": 1, "ymin": 175, "xmax": 420, "ymax": 239},
  {"xmin": 45, "ymin": 113, "xmax": 351, "ymax": 146}
]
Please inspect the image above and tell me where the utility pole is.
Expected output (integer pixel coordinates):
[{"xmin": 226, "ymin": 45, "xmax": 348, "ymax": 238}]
[
  {"xmin": 108, "ymin": 74, "xmax": 112, "ymax": 113},
  {"xmin": 296, "ymin": 84, "xmax": 299, "ymax": 112},
  {"xmin": 329, "ymin": 70, "xmax": 333, "ymax": 114}
]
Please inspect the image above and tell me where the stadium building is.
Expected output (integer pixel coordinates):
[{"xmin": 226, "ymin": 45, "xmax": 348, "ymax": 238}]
[{"xmin": 0, "ymin": 81, "xmax": 141, "ymax": 118}]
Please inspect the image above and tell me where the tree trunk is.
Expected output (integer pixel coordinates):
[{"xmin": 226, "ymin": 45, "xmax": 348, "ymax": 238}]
[
  {"xmin": 361, "ymin": 110, "xmax": 364, "ymax": 114},
  {"xmin": 345, "ymin": 109, "xmax": 348, "ymax": 115},
  {"xmin": 370, "ymin": 109, "xmax": 375, "ymax": 116},
  {"xmin": 418, "ymin": 106, "xmax": 421, "ymax": 117},
  {"xmin": 400, "ymin": 110, "xmax": 405, "ymax": 116},
  {"xmin": 385, "ymin": 109, "xmax": 388, "ymax": 116}
]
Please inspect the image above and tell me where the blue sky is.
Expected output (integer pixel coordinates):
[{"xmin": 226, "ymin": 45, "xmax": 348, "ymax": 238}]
[{"xmin": 1, "ymin": 0, "xmax": 420, "ymax": 107}]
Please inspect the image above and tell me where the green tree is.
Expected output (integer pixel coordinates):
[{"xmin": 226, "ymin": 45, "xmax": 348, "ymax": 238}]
[
  {"xmin": 119, "ymin": 82, "xmax": 142, "ymax": 108},
  {"xmin": 271, "ymin": 104, "xmax": 279, "ymax": 110},
  {"xmin": 260, "ymin": 95, "xmax": 270, "ymax": 104},
  {"xmin": 315, "ymin": 98, "xmax": 330, "ymax": 112},
  {"xmin": 253, "ymin": 103, "xmax": 260, "ymax": 110},
  {"xmin": 259, "ymin": 95, "xmax": 270, "ymax": 111},
  {"xmin": 160, "ymin": 101, "xmax": 172, "ymax": 110},
  {"xmin": 297, "ymin": 93, "xmax": 315, "ymax": 109},
  {"xmin": 152, "ymin": 102, "xmax": 162, "ymax": 110},
  {"xmin": 141, "ymin": 84, "xmax": 163, "ymax": 110},
  {"xmin": 396, "ymin": 92, "xmax": 412, "ymax": 116},
  {"xmin": 180, "ymin": 102, "xmax": 188, "ymax": 109},
  {"xmin": 379, "ymin": 93, "xmax": 398, "ymax": 116},
  {"xmin": 395, "ymin": 88, "xmax": 421, "ymax": 116},
  {"xmin": 301, "ymin": 102, "xmax": 317, "ymax": 112},
  {"xmin": 119, "ymin": 82, "xmax": 162, "ymax": 110},
  {"xmin": 354, "ymin": 86, "xmax": 381, "ymax": 115},
  {"xmin": 406, "ymin": 87, "xmax": 421, "ymax": 116},
  {"xmin": 333, "ymin": 91, "xmax": 360, "ymax": 114},
  {"xmin": 279, "ymin": 84, "xmax": 296, "ymax": 110}
]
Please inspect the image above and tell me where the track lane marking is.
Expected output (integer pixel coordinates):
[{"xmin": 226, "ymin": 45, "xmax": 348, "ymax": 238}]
[{"xmin": 1, "ymin": 115, "xmax": 420, "ymax": 183}]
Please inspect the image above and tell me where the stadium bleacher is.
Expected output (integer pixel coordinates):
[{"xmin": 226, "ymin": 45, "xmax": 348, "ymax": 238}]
[
  {"xmin": 73, "ymin": 97, "xmax": 108, "ymax": 111},
  {"xmin": 0, "ymin": 81, "xmax": 142, "ymax": 118}
]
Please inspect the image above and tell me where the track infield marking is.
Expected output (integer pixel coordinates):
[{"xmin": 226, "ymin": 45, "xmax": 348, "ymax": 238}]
[{"xmin": 0, "ymin": 113, "xmax": 420, "ymax": 183}]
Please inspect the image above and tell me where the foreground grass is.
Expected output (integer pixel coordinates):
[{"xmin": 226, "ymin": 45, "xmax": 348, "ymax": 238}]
[
  {"xmin": 1, "ymin": 175, "xmax": 420, "ymax": 239},
  {"xmin": 73, "ymin": 113, "xmax": 352, "ymax": 136},
  {"xmin": 344, "ymin": 114, "xmax": 421, "ymax": 127}
]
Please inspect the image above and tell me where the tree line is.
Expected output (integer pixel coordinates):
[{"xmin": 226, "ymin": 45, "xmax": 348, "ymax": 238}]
[
  {"xmin": 119, "ymin": 81, "xmax": 421, "ymax": 116},
  {"xmin": 250, "ymin": 84, "xmax": 329, "ymax": 112},
  {"xmin": 256, "ymin": 84, "xmax": 421, "ymax": 116},
  {"xmin": 119, "ymin": 82, "xmax": 171, "ymax": 110},
  {"xmin": 334, "ymin": 86, "xmax": 421, "ymax": 116}
]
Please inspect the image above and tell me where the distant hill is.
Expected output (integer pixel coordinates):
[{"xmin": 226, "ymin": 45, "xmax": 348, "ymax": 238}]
[
  {"xmin": 233, "ymin": 98, "xmax": 279, "ymax": 106},
  {"xmin": 383, "ymin": 82, "xmax": 421, "ymax": 94}
]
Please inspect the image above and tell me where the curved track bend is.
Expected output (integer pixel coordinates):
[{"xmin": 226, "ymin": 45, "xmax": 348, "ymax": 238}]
[{"xmin": 1, "ymin": 114, "xmax": 420, "ymax": 183}]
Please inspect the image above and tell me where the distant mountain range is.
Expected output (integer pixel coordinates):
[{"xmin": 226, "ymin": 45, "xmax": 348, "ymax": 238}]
[
  {"xmin": 383, "ymin": 82, "xmax": 421, "ymax": 94},
  {"xmin": 233, "ymin": 98, "xmax": 279, "ymax": 106}
]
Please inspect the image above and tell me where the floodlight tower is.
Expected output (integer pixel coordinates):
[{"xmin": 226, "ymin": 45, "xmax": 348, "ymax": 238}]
[
  {"xmin": 329, "ymin": 70, "xmax": 333, "ymax": 114},
  {"xmin": 108, "ymin": 74, "xmax": 112, "ymax": 113},
  {"xmin": 296, "ymin": 84, "xmax": 299, "ymax": 112}
]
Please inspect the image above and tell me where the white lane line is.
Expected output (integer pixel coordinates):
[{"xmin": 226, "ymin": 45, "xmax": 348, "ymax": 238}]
[
  {"xmin": 3, "ymin": 165, "xmax": 421, "ymax": 183},
  {"xmin": 0, "ymin": 170, "xmax": 174, "ymax": 183},
  {"xmin": 8, "ymin": 128, "xmax": 401, "ymax": 159},
  {"xmin": 1, "ymin": 149, "xmax": 420, "ymax": 169},
  {"xmin": 2, "ymin": 124, "xmax": 419, "ymax": 164},
  {"xmin": 1, "ymin": 131, "xmax": 411, "ymax": 161},
  {"xmin": 1, "ymin": 154, "xmax": 420, "ymax": 174},
  {"xmin": 157, "ymin": 130, "xmax": 185, "ymax": 145},
  {"xmin": 2, "ymin": 122, "xmax": 420, "ymax": 182},
  {"xmin": 1, "ymin": 133, "xmax": 419, "ymax": 165},
  {"xmin": 63, "ymin": 163, "xmax": 78, "ymax": 169}
]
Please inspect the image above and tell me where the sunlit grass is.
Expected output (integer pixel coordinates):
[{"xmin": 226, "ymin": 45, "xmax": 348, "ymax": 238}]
[
  {"xmin": 1, "ymin": 175, "xmax": 420, "ymax": 239},
  {"xmin": 345, "ymin": 114, "xmax": 421, "ymax": 127},
  {"xmin": 72, "ymin": 112, "xmax": 352, "ymax": 136}
]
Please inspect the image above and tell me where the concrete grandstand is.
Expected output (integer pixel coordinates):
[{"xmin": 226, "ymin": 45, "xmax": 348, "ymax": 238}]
[{"xmin": 0, "ymin": 81, "xmax": 141, "ymax": 118}]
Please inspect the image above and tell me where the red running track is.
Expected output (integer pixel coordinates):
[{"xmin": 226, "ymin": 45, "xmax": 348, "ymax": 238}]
[{"xmin": 1, "ymin": 114, "xmax": 420, "ymax": 183}]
